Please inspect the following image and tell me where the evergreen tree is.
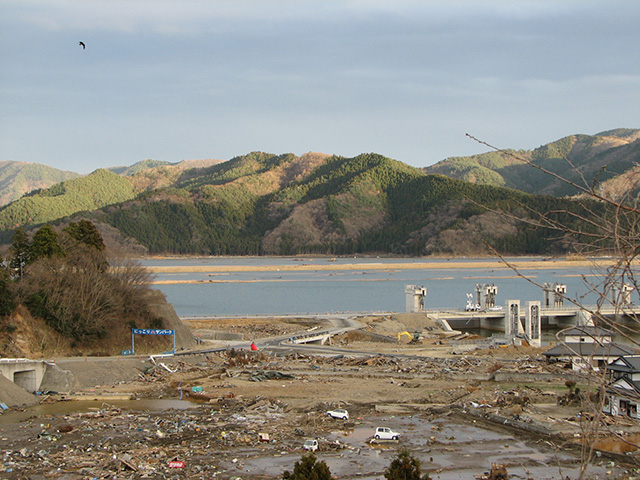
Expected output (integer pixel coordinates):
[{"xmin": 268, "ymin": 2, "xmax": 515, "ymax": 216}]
[
  {"xmin": 30, "ymin": 224, "xmax": 64, "ymax": 261},
  {"xmin": 9, "ymin": 227, "xmax": 30, "ymax": 278},
  {"xmin": 384, "ymin": 449, "xmax": 431, "ymax": 480},
  {"xmin": 282, "ymin": 453, "xmax": 332, "ymax": 480},
  {"xmin": 64, "ymin": 220, "xmax": 105, "ymax": 250},
  {"xmin": 0, "ymin": 254, "xmax": 15, "ymax": 315}
]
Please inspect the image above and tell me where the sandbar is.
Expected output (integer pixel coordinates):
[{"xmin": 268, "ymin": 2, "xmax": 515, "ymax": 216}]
[{"xmin": 146, "ymin": 258, "xmax": 627, "ymax": 275}]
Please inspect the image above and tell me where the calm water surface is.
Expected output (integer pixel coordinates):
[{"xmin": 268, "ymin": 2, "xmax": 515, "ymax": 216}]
[{"xmin": 143, "ymin": 257, "xmax": 631, "ymax": 317}]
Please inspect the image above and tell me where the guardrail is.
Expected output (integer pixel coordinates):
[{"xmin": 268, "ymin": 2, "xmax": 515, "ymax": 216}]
[
  {"xmin": 287, "ymin": 329, "xmax": 335, "ymax": 345},
  {"xmin": 179, "ymin": 304, "xmax": 640, "ymax": 321},
  {"xmin": 180, "ymin": 311, "xmax": 395, "ymax": 320}
]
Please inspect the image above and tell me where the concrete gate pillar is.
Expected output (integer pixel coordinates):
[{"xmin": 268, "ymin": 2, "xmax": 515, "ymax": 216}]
[
  {"xmin": 505, "ymin": 300, "xmax": 521, "ymax": 338},
  {"xmin": 525, "ymin": 301, "xmax": 541, "ymax": 347}
]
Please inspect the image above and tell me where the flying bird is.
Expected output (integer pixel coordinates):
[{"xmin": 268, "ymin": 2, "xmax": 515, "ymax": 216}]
[{"xmin": 79, "ymin": 41, "xmax": 86, "ymax": 49}]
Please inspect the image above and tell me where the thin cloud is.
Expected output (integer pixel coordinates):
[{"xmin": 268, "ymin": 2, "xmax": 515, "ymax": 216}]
[{"xmin": 1, "ymin": 0, "xmax": 638, "ymax": 171}]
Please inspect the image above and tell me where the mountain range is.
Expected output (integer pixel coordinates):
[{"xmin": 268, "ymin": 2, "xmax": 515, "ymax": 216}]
[
  {"xmin": 0, "ymin": 129, "xmax": 637, "ymax": 256},
  {"xmin": 423, "ymin": 128, "xmax": 640, "ymax": 196},
  {"xmin": 0, "ymin": 161, "xmax": 80, "ymax": 207}
]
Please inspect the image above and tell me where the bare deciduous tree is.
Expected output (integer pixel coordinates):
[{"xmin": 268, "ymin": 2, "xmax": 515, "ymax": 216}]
[
  {"xmin": 16, "ymin": 231, "xmax": 157, "ymax": 344},
  {"xmin": 467, "ymin": 134, "xmax": 640, "ymax": 479}
]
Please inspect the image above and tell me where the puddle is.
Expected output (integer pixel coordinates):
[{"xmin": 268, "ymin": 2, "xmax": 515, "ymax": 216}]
[
  {"xmin": 223, "ymin": 447, "xmax": 392, "ymax": 479},
  {"xmin": 330, "ymin": 416, "xmax": 513, "ymax": 449},
  {"xmin": 0, "ymin": 404, "xmax": 627, "ymax": 479},
  {"xmin": 0, "ymin": 398, "xmax": 196, "ymax": 425},
  {"xmin": 331, "ymin": 426, "xmax": 368, "ymax": 442},
  {"xmin": 289, "ymin": 415, "xmax": 624, "ymax": 480}
]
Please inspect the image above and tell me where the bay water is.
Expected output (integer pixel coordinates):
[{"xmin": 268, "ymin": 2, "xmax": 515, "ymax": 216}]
[{"xmin": 143, "ymin": 257, "xmax": 625, "ymax": 318}]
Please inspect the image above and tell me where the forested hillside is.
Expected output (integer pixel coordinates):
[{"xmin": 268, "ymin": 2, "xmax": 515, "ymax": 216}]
[
  {"xmin": 0, "ymin": 161, "xmax": 80, "ymax": 206},
  {"xmin": 1, "ymin": 135, "xmax": 632, "ymax": 256},
  {"xmin": 80, "ymin": 152, "xmax": 601, "ymax": 256},
  {"xmin": 424, "ymin": 129, "xmax": 640, "ymax": 196},
  {"xmin": 107, "ymin": 159, "xmax": 171, "ymax": 176},
  {"xmin": 0, "ymin": 220, "xmax": 187, "ymax": 357},
  {"xmin": 0, "ymin": 169, "xmax": 136, "ymax": 236},
  {"xmin": 108, "ymin": 158, "xmax": 222, "ymax": 179},
  {"xmin": 0, "ymin": 157, "xmax": 223, "ymax": 213}
]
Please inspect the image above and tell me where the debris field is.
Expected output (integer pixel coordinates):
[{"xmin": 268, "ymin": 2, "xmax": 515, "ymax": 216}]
[{"xmin": 2, "ymin": 315, "xmax": 640, "ymax": 479}]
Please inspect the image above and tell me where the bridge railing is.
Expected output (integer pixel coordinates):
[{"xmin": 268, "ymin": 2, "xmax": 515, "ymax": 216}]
[
  {"xmin": 0, "ymin": 358, "xmax": 40, "ymax": 365},
  {"xmin": 542, "ymin": 304, "xmax": 639, "ymax": 312},
  {"xmin": 288, "ymin": 329, "xmax": 334, "ymax": 344}
]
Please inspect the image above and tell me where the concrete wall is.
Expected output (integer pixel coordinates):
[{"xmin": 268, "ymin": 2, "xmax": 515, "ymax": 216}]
[{"xmin": 0, "ymin": 359, "xmax": 47, "ymax": 393}]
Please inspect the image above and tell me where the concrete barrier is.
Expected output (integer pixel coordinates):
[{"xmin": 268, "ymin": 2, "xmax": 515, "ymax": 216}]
[{"xmin": 0, "ymin": 359, "xmax": 47, "ymax": 393}]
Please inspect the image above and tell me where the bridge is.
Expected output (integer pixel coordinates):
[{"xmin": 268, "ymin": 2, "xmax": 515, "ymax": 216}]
[
  {"xmin": 429, "ymin": 304, "xmax": 640, "ymax": 331},
  {"xmin": 288, "ymin": 329, "xmax": 333, "ymax": 345},
  {"xmin": 287, "ymin": 328, "xmax": 357, "ymax": 345},
  {"xmin": 281, "ymin": 304, "xmax": 640, "ymax": 346},
  {"xmin": 0, "ymin": 358, "xmax": 48, "ymax": 393}
]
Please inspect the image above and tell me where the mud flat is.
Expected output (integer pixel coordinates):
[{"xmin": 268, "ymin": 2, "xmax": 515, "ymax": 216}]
[{"xmin": 146, "ymin": 257, "xmax": 621, "ymax": 276}]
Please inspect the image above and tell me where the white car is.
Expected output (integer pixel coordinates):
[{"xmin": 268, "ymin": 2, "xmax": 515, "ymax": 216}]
[
  {"xmin": 303, "ymin": 439, "xmax": 318, "ymax": 451},
  {"xmin": 326, "ymin": 408, "xmax": 349, "ymax": 420},
  {"xmin": 374, "ymin": 427, "xmax": 400, "ymax": 440}
]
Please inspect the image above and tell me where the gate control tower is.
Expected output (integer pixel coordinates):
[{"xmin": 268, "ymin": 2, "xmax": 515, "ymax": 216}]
[
  {"xmin": 475, "ymin": 284, "xmax": 498, "ymax": 310},
  {"xmin": 405, "ymin": 285, "xmax": 427, "ymax": 313},
  {"xmin": 543, "ymin": 283, "xmax": 566, "ymax": 307},
  {"xmin": 610, "ymin": 283, "xmax": 634, "ymax": 306}
]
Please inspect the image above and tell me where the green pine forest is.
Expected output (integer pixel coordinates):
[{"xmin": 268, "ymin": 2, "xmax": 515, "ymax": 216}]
[
  {"xmin": 0, "ymin": 146, "xmax": 617, "ymax": 257},
  {"xmin": 423, "ymin": 129, "xmax": 640, "ymax": 196}
]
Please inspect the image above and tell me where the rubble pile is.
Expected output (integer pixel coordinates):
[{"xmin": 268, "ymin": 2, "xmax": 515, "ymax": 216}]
[
  {"xmin": 477, "ymin": 463, "xmax": 509, "ymax": 480},
  {"xmin": 113, "ymin": 350, "xmax": 581, "ymax": 413},
  {"xmin": 1, "ymin": 395, "xmax": 342, "ymax": 479},
  {"xmin": 188, "ymin": 318, "xmax": 319, "ymax": 340},
  {"xmin": 3, "ymin": 323, "xmax": 640, "ymax": 479}
]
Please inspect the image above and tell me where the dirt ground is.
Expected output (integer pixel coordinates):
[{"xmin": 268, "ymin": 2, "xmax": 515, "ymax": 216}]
[{"xmin": 2, "ymin": 314, "xmax": 640, "ymax": 479}]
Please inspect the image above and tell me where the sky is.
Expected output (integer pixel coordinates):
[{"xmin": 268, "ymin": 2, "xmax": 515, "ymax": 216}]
[{"xmin": 1, "ymin": 1, "xmax": 639, "ymax": 174}]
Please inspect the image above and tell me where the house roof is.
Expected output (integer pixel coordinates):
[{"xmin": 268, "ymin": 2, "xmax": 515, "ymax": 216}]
[
  {"xmin": 543, "ymin": 342, "xmax": 638, "ymax": 358},
  {"xmin": 606, "ymin": 355, "xmax": 640, "ymax": 373},
  {"xmin": 606, "ymin": 376, "xmax": 640, "ymax": 400},
  {"xmin": 559, "ymin": 326, "xmax": 613, "ymax": 338}
]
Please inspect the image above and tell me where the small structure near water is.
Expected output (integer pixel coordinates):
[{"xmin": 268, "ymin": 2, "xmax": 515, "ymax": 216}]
[
  {"xmin": 543, "ymin": 283, "xmax": 566, "ymax": 307},
  {"xmin": 543, "ymin": 326, "xmax": 638, "ymax": 370},
  {"xmin": 475, "ymin": 283, "xmax": 498, "ymax": 310},
  {"xmin": 405, "ymin": 285, "xmax": 427, "ymax": 313}
]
